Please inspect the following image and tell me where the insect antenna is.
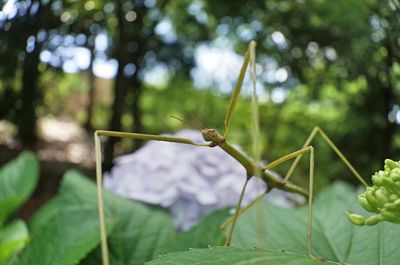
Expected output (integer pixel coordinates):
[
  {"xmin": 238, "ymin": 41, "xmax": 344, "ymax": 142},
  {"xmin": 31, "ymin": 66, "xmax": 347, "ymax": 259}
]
[
  {"xmin": 193, "ymin": 119, "xmax": 208, "ymax": 130},
  {"xmin": 170, "ymin": 115, "xmax": 186, "ymax": 124},
  {"xmin": 170, "ymin": 115, "xmax": 208, "ymax": 131}
]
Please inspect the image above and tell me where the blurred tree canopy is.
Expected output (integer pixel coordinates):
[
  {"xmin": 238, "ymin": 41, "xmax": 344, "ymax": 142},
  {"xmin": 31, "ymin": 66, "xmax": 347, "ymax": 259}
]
[{"xmin": 0, "ymin": 0, "xmax": 399, "ymax": 186}]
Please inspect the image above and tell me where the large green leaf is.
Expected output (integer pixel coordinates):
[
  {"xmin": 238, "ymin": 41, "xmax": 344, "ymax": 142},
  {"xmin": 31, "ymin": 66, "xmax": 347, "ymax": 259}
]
[
  {"xmin": 17, "ymin": 170, "xmax": 174, "ymax": 265},
  {"xmin": 0, "ymin": 219, "xmax": 29, "ymax": 264},
  {"xmin": 82, "ymin": 196, "xmax": 229, "ymax": 264},
  {"xmin": 229, "ymin": 182, "xmax": 400, "ymax": 265},
  {"xmin": 81, "ymin": 188, "xmax": 174, "ymax": 265},
  {"xmin": 65, "ymin": 169, "xmax": 176, "ymax": 265},
  {"xmin": 28, "ymin": 197, "xmax": 59, "ymax": 234},
  {"xmin": 15, "ymin": 171, "xmax": 115, "ymax": 265},
  {"xmin": 145, "ymin": 247, "xmax": 338, "ymax": 265},
  {"xmin": 0, "ymin": 152, "xmax": 39, "ymax": 226}
]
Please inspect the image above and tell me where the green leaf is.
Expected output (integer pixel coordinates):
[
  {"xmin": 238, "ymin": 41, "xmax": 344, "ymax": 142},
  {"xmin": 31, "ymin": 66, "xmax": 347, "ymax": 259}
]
[
  {"xmin": 82, "ymin": 201, "xmax": 229, "ymax": 264},
  {"xmin": 17, "ymin": 169, "xmax": 174, "ymax": 265},
  {"xmin": 14, "ymin": 171, "xmax": 115, "ymax": 265},
  {"xmin": 17, "ymin": 209, "xmax": 102, "ymax": 265},
  {"xmin": 0, "ymin": 220, "xmax": 29, "ymax": 264},
  {"xmin": 81, "ymin": 180, "xmax": 174, "ymax": 265},
  {"xmin": 0, "ymin": 152, "xmax": 39, "ymax": 226},
  {"xmin": 28, "ymin": 198, "xmax": 59, "ymax": 234},
  {"xmin": 167, "ymin": 208, "xmax": 230, "ymax": 252},
  {"xmin": 82, "ymin": 199, "xmax": 174, "ymax": 265},
  {"xmin": 145, "ymin": 247, "xmax": 337, "ymax": 265},
  {"xmin": 229, "ymin": 182, "xmax": 400, "ymax": 265}
]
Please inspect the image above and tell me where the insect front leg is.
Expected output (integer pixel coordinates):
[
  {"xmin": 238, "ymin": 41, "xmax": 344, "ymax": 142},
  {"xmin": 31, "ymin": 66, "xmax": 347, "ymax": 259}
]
[{"xmin": 94, "ymin": 130, "xmax": 209, "ymax": 265}]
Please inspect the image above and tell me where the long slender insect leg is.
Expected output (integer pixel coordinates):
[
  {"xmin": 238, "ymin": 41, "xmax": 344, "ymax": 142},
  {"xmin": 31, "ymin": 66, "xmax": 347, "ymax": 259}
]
[
  {"xmin": 220, "ymin": 191, "xmax": 267, "ymax": 230},
  {"xmin": 94, "ymin": 130, "xmax": 209, "ymax": 265},
  {"xmin": 95, "ymin": 131, "xmax": 109, "ymax": 265},
  {"xmin": 283, "ymin": 127, "xmax": 318, "ymax": 181},
  {"xmin": 307, "ymin": 147, "xmax": 316, "ymax": 259},
  {"xmin": 221, "ymin": 41, "xmax": 257, "ymax": 246},
  {"xmin": 222, "ymin": 127, "xmax": 363, "ymax": 258},
  {"xmin": 223, "ymin": 41, "xmax": 256, "ymax": 139},
  {"xmin": 225, "ymin": 177, "xmax": 251, "ymax": 246},
  {"xmin": 316, "ymin": 127, "xmax": 367, "ymax": 186},
  {"xmin": 221, "ymin": 147, "xmax": 314, "ymax": 240},
  {"xmin": 222, "ymin": 147, "xmax": 316, "ymax": 252},
  {"xmin": 284, "ymin": 127, "xmax": 367, "ymax": 187}
]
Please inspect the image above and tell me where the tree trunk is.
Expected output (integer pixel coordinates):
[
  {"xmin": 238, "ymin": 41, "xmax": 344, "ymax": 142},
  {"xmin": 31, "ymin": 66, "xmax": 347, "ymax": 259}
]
[
  {"xmin": 103, "ymin": 0, "xmax": 130, "ymax": 171},
  {"xmin": 17, "ymin": 41, "xmax": 42, "ymax": 147},
  {"xmin": 130, "ymin": 77, "xmax": 143, "ymax": 149},
  {"xmin": 0, "ymin": 81, "xmax": 17, "ymax": 119},
  {"xmin": 103, "ymin": 1, "xmax": 147, "ymax": 171},
  {"xmin": 103, "ymin": 67, "xmax": 130, "ymax": 171},
  {"xmin": 84, "ymin": 49, "xmax": 96, "ymax": 132}
]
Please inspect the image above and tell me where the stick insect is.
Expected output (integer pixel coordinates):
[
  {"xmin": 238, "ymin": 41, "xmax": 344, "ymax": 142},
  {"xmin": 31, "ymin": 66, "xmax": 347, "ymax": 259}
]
[{"xmin": 94, "ymin": 41, "xmax": 368, "ymax": 265}]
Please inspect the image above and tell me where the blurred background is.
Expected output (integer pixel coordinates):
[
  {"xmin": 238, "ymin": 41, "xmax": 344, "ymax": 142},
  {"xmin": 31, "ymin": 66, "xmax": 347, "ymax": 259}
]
[{"xmin": 0, "ymin": 0, "xmax": 399, "ymax": 218}]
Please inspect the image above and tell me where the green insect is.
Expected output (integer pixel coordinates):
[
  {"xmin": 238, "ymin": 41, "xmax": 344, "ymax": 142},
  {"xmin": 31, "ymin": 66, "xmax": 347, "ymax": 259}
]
[
  {"xmin": 94, "ymin": 41, "xmax": 381, "ymax": 265},
  {"xmin": 346, "ymin": 159, "xmax": 400, "ymax": 226}
]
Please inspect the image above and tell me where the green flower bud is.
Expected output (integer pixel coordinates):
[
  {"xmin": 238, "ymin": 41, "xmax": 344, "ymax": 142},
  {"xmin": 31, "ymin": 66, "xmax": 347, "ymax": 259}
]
[
  {"xmin": 382, "ymin": 184, "xmax": 400, "ymax": 197},
  {"xmin": 384, "ymin": 202, "xmax": 397, "ymax": 211},
  {"xmin": 372, "ymin": 174, "xmax": 384, "ymax": 186},
  {"xmin": 365, "ymin": 215, "xmax": 382, "ymax": 226},
  {"xmin": 366, "ymin": 188, "xmax": 378, "ymax": 208},
  {"xmin": 393, "ymin": 181, "xmax": 400, "ymax": 193},
  {"xmin": 385, "ymin": 159, "xmax": 398, "ymax": 171},
  {"xmin": 381, "ymin": 210, "xmax": 400, "ymax": 223},
  {"xmin": 375, "ymin": 188, "xmax": 390, "ymax": 206},
  {"xmin": 389, "ymin": 194, "xmax": 399, "ymax": 202},
  {"xmin": 358, "ymin": 194, "xmax": 375, "ymax": 212},
  {"xmin": 382, "ymin": 176, "xmax": 394, "ymax": 187},
  {"xmin": 390, "ymin": 168, "xmax": 400, "ymax": 181},
  {"xmin": 345, "ymin": 211, "xmax": 366, "ymax": 226}
]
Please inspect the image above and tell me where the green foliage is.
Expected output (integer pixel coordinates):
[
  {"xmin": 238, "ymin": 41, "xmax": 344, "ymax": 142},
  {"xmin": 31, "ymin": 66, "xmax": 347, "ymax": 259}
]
[
  {"xmin": 146, "ymin": 180, "xmax": 400, "ymax": 265},
  {"xmin": 82, "ymin": 193, "xmax": 230, "ymax": 264},
  {"xmin": 2, "ymin": 153, "xmax": 400, "ymax": 265},
  {"xmin": 0, "ymin": 220, "xmax": 29, "ymax": 264},
  {"xmin": 1, "ymin": 0, "xmax": 398, "ymax": 180},
  {"xmin": 28, "ymin": 198, "xmax": 59, "ymax": 234},
  {"xmin": 0, "ymin": 152, "xmax": 38, "ymax": 264},
  {"xmin": 228, "ymin": 182, "xmax": 400, "ymax": 264},
  {"xmin": 81, "ymin": 181, "xmax": 174, "ymax": 265},
  {"xmin": 14, "ymin": 171, "xmax": 114, "ymax": 265},
  {"xmin": 16, "ymin": 170, "xmax": 174, "ymax": 265},
  {"xmin": 0, "ymin": 152, "xmax": 38, "ymax": 226}
]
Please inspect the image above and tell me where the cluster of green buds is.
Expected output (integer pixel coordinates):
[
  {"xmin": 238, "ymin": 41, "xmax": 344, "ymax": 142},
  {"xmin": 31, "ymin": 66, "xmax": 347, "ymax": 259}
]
[{"xmin": 346, "ymin": 159, "xmax": 400, "ymax": 226}]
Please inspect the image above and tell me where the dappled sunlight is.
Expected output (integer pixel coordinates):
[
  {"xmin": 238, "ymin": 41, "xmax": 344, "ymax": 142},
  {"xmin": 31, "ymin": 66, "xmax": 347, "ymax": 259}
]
[
  {"xmin": 36, "ymin": 117, "xmax": 94, "ymax": 167},
  {"xmin": 0, "ymin": 117, "xmax": 94, "ymax": 167},
  {"xmin": 39, "ymin": 117, "xmax": 83, "ymax": 142},
  {"xmin": 0, "ymin": 120, "xmax": 18, "ymax": 148}
]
